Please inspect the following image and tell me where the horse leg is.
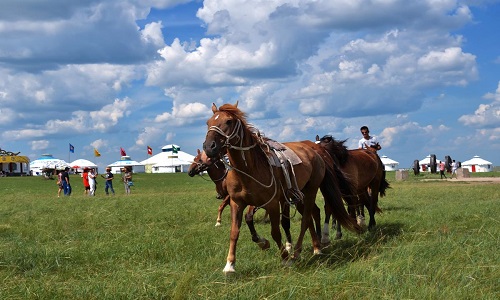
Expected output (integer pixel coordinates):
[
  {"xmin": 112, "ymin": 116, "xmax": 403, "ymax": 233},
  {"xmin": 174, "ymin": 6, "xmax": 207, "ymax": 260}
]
[
  {"xmin": 293, "ymin": 193, "xmax": 322, "ymax": 259},
  {"xmin": 367, "ymin": 191, "xmax": 378, "ymax": 231},
  {"xmin": 267, "ymin": 202, "xmax": 288, "ymax": 263},
  {"xmin": 223, "ymin": 199, "xmax": 245, "ymax": 274},
  {"xmin": 280, "ymin": 202, "xmax": 293, "ymax": 253},
  {"xmin": 245, "ymin": 206, "xmax": 270, "ymax": 250},
  {"xmin": 216, "ymin": 195, "xmax": 229, "ymax": 227},
  {"xmin": 321, "ymin": 202, "xmax": 334, "ymax": 244}
]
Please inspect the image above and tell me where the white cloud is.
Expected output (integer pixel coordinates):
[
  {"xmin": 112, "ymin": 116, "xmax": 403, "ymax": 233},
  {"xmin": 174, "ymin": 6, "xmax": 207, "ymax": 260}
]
[
  {"xmin": 459, "ymin": 81, "xmax": 500, "ymax": 128},
  {"xmin": 31, "ymin": 140, "xmax": 49, "ymax": 151}
]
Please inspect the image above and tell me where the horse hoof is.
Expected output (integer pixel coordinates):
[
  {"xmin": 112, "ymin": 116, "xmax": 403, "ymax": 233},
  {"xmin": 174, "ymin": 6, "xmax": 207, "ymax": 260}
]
[
  {"xmin": 282, "ymin": 259, "xmax": 294, "ymax": 268},
  {"xmin": 321, "ymin": 235, "xmax": 330, "ymax": 245},
  {"xmin": 223, "ymin": 262, "xmax": 236, "ymax": 274},
  {"xmin": 335, "ymin": 233, "xmax": 342, "ymax": 240},
  {"xmin": 313, "ymin": 249, "xmax": 322, "ymax": 255},
  {"xmin": 258, "ymin": 239, "xmax": 270, "ymax": 250},
  {"xmin": 285, "ymin": 242, "xmax": 293, "ymax": 253},
  {"xmin": 215, "ymin": 222, "xmax": 222, "ymax": 227},
  {"xmin": 357, "ymin": 216, "xmax": 366, "ymax": 227}
]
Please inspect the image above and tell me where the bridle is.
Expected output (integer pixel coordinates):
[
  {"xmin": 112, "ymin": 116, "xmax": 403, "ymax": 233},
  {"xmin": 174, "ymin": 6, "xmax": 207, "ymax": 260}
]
[{"xmin": 207, "ymin": 116, "xmax": 279, "ymax": 210}]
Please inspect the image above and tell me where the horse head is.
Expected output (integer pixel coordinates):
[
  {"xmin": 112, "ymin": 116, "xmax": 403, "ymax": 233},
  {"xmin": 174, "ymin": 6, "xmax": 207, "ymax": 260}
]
[
  {"xmin": 203, "ymin": 101, "xmax": 250, "ymax": 159},
  {"xmin": 187, "ymin": 149, "xmax": 214, "ymax": 177}
]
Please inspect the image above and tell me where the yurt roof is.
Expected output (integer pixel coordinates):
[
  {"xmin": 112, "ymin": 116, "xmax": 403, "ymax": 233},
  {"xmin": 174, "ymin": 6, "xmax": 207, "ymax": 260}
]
[
  {"xmin": 29, "ymin": 154, "xmax": 69, "ymax": 169},
  {"xmin": 461, "ymin": 155, "xmax": 492, "ymax": 166},
  {"xmin": 419, "ymin": 155, "xmax": 431, "ymax": 165},
  {"xmin": 108, "ymin": 156, "xmax": 144, "ymax": 167},
  {"xmin": 380, "ymin": 155, "xmax": 399, "ymax": 164},
  {"xmin": 70, "ymin": 159, "xmax": 97, "ymax": 168},
  {"xmin": 141, "ymin": 148, "xmax": 195, "ymax": 165}
]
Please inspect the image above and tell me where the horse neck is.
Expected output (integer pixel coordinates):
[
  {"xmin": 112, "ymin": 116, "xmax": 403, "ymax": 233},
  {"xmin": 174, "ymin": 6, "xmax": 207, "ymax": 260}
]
[
  {"xmin": 226, "ymin": 130, "xmax": 269, "ymax": 175},
  {"xmin": 207, "ymin": 161, "xmax": 227, "ymax": 182}
]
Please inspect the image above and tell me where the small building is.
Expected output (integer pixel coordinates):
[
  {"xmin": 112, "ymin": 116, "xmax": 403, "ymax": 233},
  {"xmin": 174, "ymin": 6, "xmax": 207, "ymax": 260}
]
[
  {"xmin": 141, "ymin": 144, "xmax": 195, "ymax": 173},
  {"xmin": 0, "ymin": 148, "xmax": 30, "ymax": 176},
  {"xmin": 107, "ymin": 156, "xmax": 145, "ymax": 174},
  {"xmin": 461, "ymin": 155, "xmax": 493, "ymax": 173},
  {"xmin": 380, "ymin": 155, "xmax": 399, "ymax": 171},
  {"xmin": 29, "ymin": 154, "xmax": 69, "ymax": 176}
]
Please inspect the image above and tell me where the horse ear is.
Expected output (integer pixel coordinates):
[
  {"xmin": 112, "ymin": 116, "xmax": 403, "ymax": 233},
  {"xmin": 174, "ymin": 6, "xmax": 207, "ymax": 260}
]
[
  {"xmin": 197, "ymin": 149, "xmax": 201, "ymax": 155},
  {"xmin": 211, "ymin": 103, "xmax": 218, "ymax": 113},
  {"xmin": 315, "ymin": 135, "xmax": 319, "ymax": 141},
  {"xmin": 234, "ymin": 100, "xmax": 239, "ymax": 108}
]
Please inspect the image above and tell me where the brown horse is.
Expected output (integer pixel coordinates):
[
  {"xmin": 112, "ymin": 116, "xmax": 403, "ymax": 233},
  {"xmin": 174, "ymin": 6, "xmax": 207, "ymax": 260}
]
[
  {"xmin": 187, "ymin": 149, "xmax": 274, "ymax": 250},
  {"xmin": 203, "ymin": 102, "xmax": 360, "ymax": 273},
  {"xmin": 315, "ymin": 135, "xmax": 390, "ymax": 241}
]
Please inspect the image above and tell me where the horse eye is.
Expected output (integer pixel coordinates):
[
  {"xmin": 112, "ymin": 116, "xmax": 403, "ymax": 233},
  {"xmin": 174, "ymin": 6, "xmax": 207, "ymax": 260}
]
[{"xmin": 226, "ymin": 119, "xmax": 233, "ymax": 126}]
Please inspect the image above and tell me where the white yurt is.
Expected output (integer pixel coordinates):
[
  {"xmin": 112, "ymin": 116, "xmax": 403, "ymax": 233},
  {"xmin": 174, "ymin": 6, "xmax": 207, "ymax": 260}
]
[
  {"xmin": 461, "ymin": 155, "xmax": 493, "ymax": 173},
  {"xmin": 70, "ymin": 159, "xmax": 98, "ymax": 173},
  {"xmin": 141, "ymin": 144, "xmax": 195, "ymax": 173},
  {"xmin": 380, "ymin": 155, "xmax": 399, "ymax": 171},
  {"xmin": 419, "ymin": 155, "xmax": 433, "ymax": 172},
  {"xmin": 29, "ymin": 154, "xmax": 69, "ymax": 176},
  {"xmin": 107, "ymin": 156, "xmax": 145, "ymax": 174}
]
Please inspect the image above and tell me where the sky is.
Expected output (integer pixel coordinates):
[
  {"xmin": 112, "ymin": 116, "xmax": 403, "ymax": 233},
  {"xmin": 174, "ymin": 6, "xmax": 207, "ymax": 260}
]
[{"xmin": 1, "ymin": 0, "xmax": 499, "ymax": 170}]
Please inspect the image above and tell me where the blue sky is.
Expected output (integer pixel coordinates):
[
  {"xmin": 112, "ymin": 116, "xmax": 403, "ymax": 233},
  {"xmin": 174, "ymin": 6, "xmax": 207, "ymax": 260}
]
[{"xmin": 1, "ymin": 0, "xmax": 499, "ymax": 170}]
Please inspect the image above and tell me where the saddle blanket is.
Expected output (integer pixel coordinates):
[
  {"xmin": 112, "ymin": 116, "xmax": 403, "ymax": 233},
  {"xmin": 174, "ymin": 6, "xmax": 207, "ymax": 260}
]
[{"xmin": 265, "ymin": 139, "xmax": 302, "ymax": 167}]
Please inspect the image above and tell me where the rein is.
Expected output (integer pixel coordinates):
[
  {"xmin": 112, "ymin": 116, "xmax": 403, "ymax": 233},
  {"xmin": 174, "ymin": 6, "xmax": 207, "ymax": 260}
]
[{"xmin": 210, "ymin": 118, "xmax": 279, "ymax": 210}]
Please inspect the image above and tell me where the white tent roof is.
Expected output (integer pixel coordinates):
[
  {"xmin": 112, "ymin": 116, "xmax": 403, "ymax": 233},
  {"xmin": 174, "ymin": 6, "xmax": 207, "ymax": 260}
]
[
  {"xmin": 462, "ymin": 155, "xmax": 492, "ymax": 166},
  {"xmin": 108, "ymin": 156, "xmax": 144, "ymax": 167},
  {"xmin": 70, "ymin": 159, "xmax": 97, "ymax": 168},
  {"xmin": 419, "ymin": 155, "xmax": 431, "ymax": 165},
  {"xmin": 380, "ymin": 155, "xmax": 399, "ymax": 165},
  {"xmin": 141, "ymin": 144, "xmax": 195, "ymax": 166},
  {"xmin": 29, "ymin": 154, "xmax": 69, "ymax": 170}
]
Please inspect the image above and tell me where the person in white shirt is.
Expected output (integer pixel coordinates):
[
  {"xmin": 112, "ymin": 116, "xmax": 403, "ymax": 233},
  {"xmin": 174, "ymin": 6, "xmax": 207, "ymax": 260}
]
[{"xmin": 358, "ymin": 126, "xmax": 381, "ymax": 152}]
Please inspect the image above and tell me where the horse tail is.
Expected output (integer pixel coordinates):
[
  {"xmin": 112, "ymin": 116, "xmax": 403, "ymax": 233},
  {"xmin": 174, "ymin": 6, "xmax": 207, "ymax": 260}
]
[
  {"xmin": 379, "ymin": 169, "xmax": 390, "ymax": 198},
  {"xmin": 320, "ymin": 166, "xmax": 362, "ymax": 234}
]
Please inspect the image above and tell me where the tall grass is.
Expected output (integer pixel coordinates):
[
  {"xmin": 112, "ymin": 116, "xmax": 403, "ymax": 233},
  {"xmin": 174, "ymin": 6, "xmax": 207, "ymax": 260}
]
[{"xmin": 0, "ymin": 172, "xmax": 498, "ymax": 299}]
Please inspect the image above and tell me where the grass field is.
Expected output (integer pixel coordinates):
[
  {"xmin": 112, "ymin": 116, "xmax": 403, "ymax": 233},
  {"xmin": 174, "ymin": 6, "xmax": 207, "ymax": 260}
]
[{"xmin": 1, "ymin": 171, "xmax": 499, "ymax": 299}]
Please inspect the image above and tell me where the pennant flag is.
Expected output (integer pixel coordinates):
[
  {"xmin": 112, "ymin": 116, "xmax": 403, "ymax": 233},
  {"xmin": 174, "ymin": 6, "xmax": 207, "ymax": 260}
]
[
  {"xmin": 172, "ymin": 145, "xmax": 179, "ymax": 154},
  {"xmin": 147, "ymin": 146, "xmax": 153, "ymax": 155},
  {"xmin": 94, "ymin": 148, "xmax": 101, "ymax": 157},
  {"xmin": 69, "ymin": 144, "xmax": 75, "ymax": 153},
  {"xmin": 120, "ymin": 147, "xmax": 127, "ymax": 156}
]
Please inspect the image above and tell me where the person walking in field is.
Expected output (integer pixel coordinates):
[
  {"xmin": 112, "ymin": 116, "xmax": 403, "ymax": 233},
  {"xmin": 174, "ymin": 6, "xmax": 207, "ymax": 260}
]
[
  {"xmin": 88, "ymin": 169, "xmax": 96, "ymax": 196},
  {"xmin": 122, "ymin": 167, "xmax": 133, "ymax": 195},
  {"xmin": 439, "ymin": 161, "xmax": 447, "ymax": 179},
  {"xmin": 450, "ymin": 160, "xmax": 459, "ymax": 179},
  {"xmin": 103, "ymin": 167, "xmax": 115, "ymax": 195}
]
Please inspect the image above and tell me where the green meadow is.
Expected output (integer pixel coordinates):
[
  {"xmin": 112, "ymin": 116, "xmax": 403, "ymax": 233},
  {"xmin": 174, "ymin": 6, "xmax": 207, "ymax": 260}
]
[{"xmin": 0, "ymin": 171, "xmax": 498, "ymax": 299}]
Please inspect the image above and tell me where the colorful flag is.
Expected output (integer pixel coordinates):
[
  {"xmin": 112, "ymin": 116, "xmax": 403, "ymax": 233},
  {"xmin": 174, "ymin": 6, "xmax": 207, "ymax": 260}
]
[
  {"xmin": 120, "ymin": 147, "xmax": 127, "ymax": 156},
  {"xmin": 172, "ymin": 145, "xmax": 179, "ymax": 154},
  {"xmin": 147, "ymin": 146, "xmax": 153, "ymax": 155},
  {"xmin": 69, "ymin": 144, "xmax": 75, "ymax": 153},
  {"xmin": 94, "ymin": 148, "xmax": 101, "ymax": 157}
]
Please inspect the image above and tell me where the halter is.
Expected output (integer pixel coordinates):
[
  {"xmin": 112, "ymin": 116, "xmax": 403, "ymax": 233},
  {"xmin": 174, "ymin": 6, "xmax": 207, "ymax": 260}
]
[{"xmin": 208, "ymin": 116, "xmax": 279, "ymax": 210}]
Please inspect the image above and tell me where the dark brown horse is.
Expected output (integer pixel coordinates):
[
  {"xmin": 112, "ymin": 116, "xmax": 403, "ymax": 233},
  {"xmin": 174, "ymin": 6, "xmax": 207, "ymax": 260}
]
[
  {"xmin": 203, "ymin": 103, "xmax": 360, "ymax": 273},
  {"xmin": 316, "ymin": 135, "xmax": 390, "ymax": 241},
  {"xmin": 187, "ymin": 149, "xmax": 273, "ymax": 250}
]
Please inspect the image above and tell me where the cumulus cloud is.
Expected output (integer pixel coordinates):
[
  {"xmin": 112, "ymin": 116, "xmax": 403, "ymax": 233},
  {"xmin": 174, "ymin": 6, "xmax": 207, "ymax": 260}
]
[{"xmin": 459, "ymin": 81, "xmax": 500, "ymax": 128}]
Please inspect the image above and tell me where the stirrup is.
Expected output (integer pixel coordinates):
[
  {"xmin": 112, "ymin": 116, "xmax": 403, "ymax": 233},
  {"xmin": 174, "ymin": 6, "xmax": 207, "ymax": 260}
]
[{"xmin": 286, "ymin": 189, "xmax": 303, "ymax": 205}]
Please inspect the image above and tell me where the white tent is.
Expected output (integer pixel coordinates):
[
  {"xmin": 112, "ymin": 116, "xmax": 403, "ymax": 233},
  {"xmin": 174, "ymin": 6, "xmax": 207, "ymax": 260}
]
[
  {"xmin": 70, "ymin": 159, "xmax": 98, "ymax": 173},
  {"xmin": 380, "ymin": 155, "xmax": 399, "ymax": 171},
  {"xmin": 419, "ymin": 155, "xmax": 432, "ymax": 172},
  {"xmin": 461, "ymin": 155, "xmax": 493, "ymax": 173},
  {"xmin": 29, "ymin": 154, "xmax": 69, "ymax": 176},
  {"xmin": 107, "ymin": 156, "xmax": 145, "ymax": 174},
  {"xmin": 141, "ymin": 144, "xmax": 195, "ymax": 173}
]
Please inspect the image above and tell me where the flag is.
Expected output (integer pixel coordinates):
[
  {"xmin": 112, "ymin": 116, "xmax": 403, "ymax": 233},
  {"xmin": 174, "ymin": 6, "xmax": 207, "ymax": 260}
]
[
  {"xmin": 69, "ymin": 144, "xmax": 74, "ymax": 153},
  {"xmin": 147, "ymin": 146, "xmax": 153, "ymax": 155},
  {"xmin": 94, "ymin": 148, "xmax": 101, "ymax": 157},
  {"xmin": 120, "ymin": 147, "xmax": 127, "ymax": 156},
  {"xmin": 172, "ymin": 145, "xmax": 179, "ymax": 154}
]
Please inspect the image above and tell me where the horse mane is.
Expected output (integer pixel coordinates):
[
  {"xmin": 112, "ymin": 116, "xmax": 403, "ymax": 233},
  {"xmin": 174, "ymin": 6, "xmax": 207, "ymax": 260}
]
[
  {"xmin": 217, "ymin": 103, "xmax": 269, "ymax": 165},
  {"xmin": 321, "ymin": 136, "xmax": 349, "ymax": 166}
]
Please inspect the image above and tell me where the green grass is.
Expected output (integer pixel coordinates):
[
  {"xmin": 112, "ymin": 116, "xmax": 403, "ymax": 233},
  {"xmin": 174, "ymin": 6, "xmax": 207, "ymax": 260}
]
[{"xmin": 1, "ymin": 172, "xmax": 499, "ymax": 299}]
